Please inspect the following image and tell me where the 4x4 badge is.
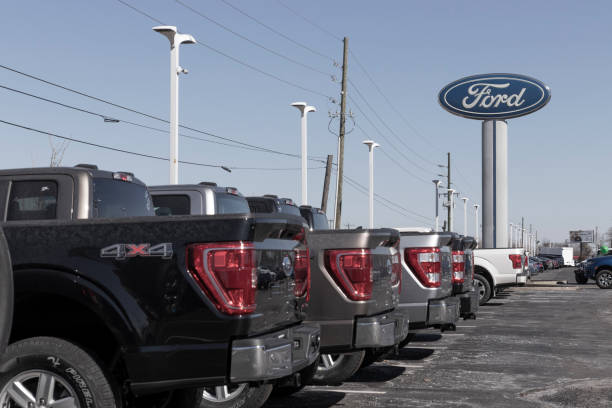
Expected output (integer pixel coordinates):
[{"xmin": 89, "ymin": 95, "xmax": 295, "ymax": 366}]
[{"xmin": 101, "ymin": 243, "xmax": 173, "ymax": 260}]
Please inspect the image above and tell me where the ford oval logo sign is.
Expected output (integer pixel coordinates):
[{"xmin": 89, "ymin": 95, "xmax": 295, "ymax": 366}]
[{"xmin": 439, "ymin": 73, "xmax": 551, "ymax": 120}]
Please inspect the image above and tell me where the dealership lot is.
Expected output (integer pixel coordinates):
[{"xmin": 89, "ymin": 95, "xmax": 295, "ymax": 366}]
[{"xmin": 266, "ymin": 268, "xmax": 612, "ymax": 408}]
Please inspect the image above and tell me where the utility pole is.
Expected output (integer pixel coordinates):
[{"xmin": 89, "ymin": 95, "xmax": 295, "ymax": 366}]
[
  {"xmin": 446, "ymin": 152, "xmax": 451, "ymax": 231},
  {"xmin": 321, "ymin": 155, "xmax": 333, "ymax": 213},
  {"xmin": 334, "ymin": 37, "xmax": 349, "ymax": 230}
]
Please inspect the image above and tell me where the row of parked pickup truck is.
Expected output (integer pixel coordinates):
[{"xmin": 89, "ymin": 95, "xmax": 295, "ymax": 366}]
[{"xmin": 0, "ymin": 165, "xmax": 528, "ymax": 408}]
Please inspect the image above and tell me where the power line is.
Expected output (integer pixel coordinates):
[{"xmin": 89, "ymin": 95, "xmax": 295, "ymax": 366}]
[
  {"xmin": 0, "ymin": 118, "xmax": 326, "ymax": 172},
  {"xmin": 353, "ymin": 121, "xmax": 430, "ymax": 185},
  {"xmin": 275, "ymin": 0, "xmax": 343, "ymax": 42},
  {"xmin": 116, "ymin": 0, "xmax": 333, "ymax": 99},
  {"xmin": 349, "ymin": 50, "xmax": 443, "ymax": 154},
  {"xmin": 349, "ymin": 95, "xmax": 434, "ymax": 175},
  {"xmin": 0, "ymin": 66, "xmax": 326, "ymax": 161},
  {"xmin": 0, "ymin": 119, "xmax": 225, "ymax": 169},
  {"xmin": 174, "ymin": 0, "xmax": 331, "ymax": 77},
  {"xmin": 343, "ymin": 176, "xmax": 431, "ymax": 225},
  {"xmin": 349, "ymin": 78, "xmax": 439, "ymax": 168},
  {"xmin": 342, "ymin": 174, "xmax": 430, "ymax": 221},
  {"xmin": 219, "ymin": 0, "xmax": 335, "ymax": 61}
]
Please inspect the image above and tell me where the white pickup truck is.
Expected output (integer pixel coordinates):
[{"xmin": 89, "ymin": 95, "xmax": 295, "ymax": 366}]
[{"xmin": 473, "ymin": 248, "xmax": 527, "ymax": 304}]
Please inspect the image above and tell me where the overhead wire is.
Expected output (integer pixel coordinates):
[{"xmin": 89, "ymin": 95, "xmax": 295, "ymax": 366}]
[
  {"xmin": 349, "ymin": 50, "xmax": 443, "ymax": 154},
  {"xmin": 0, "ymin": 119, "xmax": 327, "ymax": 172},
  {"xmin": 217, "ymin": 0, "xmax": 336, "ymax": 61},
  {"xmin": 348, "ymin": 94, "xmax": 433, "ymax": 175},
  {"xmin": 174, "ymin": 0, "xmax": 332, "ymax": 77},
  {"xmin": 348, "ymin": 78, "xmax": 439, "ymax": 168},
  {"xmin": 0, "ymin": 65, "xmax": 327, "ymax": 161},
  {"xmin": 116, "ymin": 0, "xmax": 333, "ymax": 99},
  {"xmin": 275, "ymin": 0, "xmax": 343, "ymax": 42}
]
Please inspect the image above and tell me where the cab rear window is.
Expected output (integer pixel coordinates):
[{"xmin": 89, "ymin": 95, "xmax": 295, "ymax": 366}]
[
  {"xmin": 93, "ymin": 178, "xmax": 154, "ymax": 218},
  {"xmin": 7, "ymin": 180, "xmax": 58, "ymax": 221},
  {"xmin": 216, "ymin": 193, "xmax": 249, "ymax": 214},
  {"xmin": 152, "ymin": 194, "xmax": 190, "ymax": 216}
]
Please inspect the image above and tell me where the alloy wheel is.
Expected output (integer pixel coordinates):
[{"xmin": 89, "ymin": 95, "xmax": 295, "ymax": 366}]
[
  {"xmin": 598, "ymin": 271, "xmax": 612, "ymax": 288},
  {"xmin": 0, "ymin": 370, "xmax": 80, "ymax": 408},
  {"xmin": 201, "ymin": 383, "xmax": 248, "ymax": 403},
  {"xmin": 318, "ymin": 354, "xmax": 344, "ymax": 370}
]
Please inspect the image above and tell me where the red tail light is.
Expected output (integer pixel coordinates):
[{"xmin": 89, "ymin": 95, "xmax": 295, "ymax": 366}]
[
  {"xmin": 471, "ymin": 252, "xmax": 475, "ymax": 280},
  {"xmin": 405, "ymin": 248, "xmax": 441, "ymax": 288},
  {"xmin": 187, "ymin": 242, "xmax": 257, "ymax": 315},
  {"xmin": 391, "ymin": 249, "xmax": 402, "ymax": 291},
  {"xmin": 452, "ymin": 250, "xmax": 465, "ymax": 284},
  {"xmin": 294, "ymin": 248, "xmax": 310, "ymax": 299},
  {"xmin": 325, "ymin": 249, "xmax": 373, "ymax": 301},
  {"xmin": 509, "ymin": 254, "xmax": 522, "ymax": 269}
]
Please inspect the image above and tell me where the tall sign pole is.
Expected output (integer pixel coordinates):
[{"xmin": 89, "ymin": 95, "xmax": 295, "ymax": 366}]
[
  {"xmin": 439, "ymin": 73, "xmax": 551, "ymax": 248},
  {"xmin": 334, "ymin": 37, "xmax": 349, "ymax": 229},
  {"xmin": 482, "ymin": 119, "xmax": 508, "ymax": 247}
]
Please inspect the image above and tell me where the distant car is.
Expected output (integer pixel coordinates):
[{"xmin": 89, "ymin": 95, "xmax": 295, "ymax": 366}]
[
  {"xmin": 527, "ymin": 257, "xmax": 542, "ymax": 277},
  {"xmin": 577, "ymin": 255, "xmax": 612, "ymax": 288}
]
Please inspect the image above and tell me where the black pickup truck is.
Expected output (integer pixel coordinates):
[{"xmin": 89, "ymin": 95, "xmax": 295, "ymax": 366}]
[
  {"xmin": 0, "ymin": 167, "xmax": 319, "ymax": 408},
  {"xmin": 251, "ymin": 201, "xmax": 407, "ymax": 386}
]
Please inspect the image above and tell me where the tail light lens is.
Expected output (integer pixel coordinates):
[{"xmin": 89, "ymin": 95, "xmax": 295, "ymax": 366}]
[
  {"xmin": 509, "ymin": 254, "xmax": 522, "ymax": 269},
  {"xmin": 325, "ymin": 249, "xmax": 373, "ymax": 301},
  {"xmin": 294, "ymin": 248, "xmax": 310, "ymax": 299},
  {"xmin": 471, "ymin": 253, "xmax": 475, "ymax": 280},
  {"xmin": 405, "ymin": 248, "xmax": 441, "ymax": 288},
  {"xmin": 391, "ymin": 248, "xmax": 402, "ymax": 291},
  {"xmin": 187, "ymin": 242, "xmax": 257, "ymax": 315},
  {"xmin": 452, "ymin": 250, "xmax": 465, "ymax": 284}
]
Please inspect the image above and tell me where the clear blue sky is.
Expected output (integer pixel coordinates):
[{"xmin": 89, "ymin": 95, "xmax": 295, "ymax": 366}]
[{"xmin": 1, "ymin": 0, "xmax": 610, "ymax": 242}]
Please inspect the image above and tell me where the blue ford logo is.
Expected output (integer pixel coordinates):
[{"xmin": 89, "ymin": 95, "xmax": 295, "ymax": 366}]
[{"xmin": 439, "ymin": 73, "xmax": 551, "ymax": 120}]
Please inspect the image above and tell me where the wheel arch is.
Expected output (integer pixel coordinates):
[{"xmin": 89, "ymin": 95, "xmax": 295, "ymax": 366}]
[{"xmin": 11, "ymin": 267, "xmax": 140, "ymax": 366}]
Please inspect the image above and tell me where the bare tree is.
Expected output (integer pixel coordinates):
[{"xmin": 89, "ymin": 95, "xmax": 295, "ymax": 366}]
[{"xmin": 49, "ymin": 137, "xmax": 69, "ymax": 167}]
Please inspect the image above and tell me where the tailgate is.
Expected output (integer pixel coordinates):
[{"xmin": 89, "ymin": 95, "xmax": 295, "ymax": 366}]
[{"xmin": 308, "ymin": 228, "xmax": 401, "ymax": 314}]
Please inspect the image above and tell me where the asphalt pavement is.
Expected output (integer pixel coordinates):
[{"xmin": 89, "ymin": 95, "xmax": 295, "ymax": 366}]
[{"xmin": 266, "ymin": 267, "xmax": 612, "ymax": 408}]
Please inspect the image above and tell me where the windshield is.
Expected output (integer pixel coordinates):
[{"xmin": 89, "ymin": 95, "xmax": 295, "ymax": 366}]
[
  {"xmin": 216, "ymin": 193, "xmax": 250, "ymax": 214},
  {"xmin": 93, "ymin": 178, "xmax": 155, "ymax": 218}
]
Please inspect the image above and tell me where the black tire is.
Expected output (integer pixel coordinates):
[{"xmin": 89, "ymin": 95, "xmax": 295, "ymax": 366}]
[
  {"xmin": 398, "ymin": 332, "xmax": 416, "ymax": 349},
  {"xmin": 474, "ymin": 273, "xmax": 492, "ymax": 305},
  {"xmin": 575, "ymin": 272, "xmax": 588, "ymax": 284},
  {"xmin": 595, "ymin": 269, "xmax": 612, "ymax": 289},
  {"xmin": 360, "ymin": 346, "xmax": 394, "ymax": 368},
  {"xmin": 0, "ymin": 228, "xmax": 12, "ymax": 356},
  {"xmin": 171, "ymin": 383, "xmax": 273, "ymax": 408},
  {"xmin": 0, "ymin": 336, "xmax": 119, "ymax": 408},
  {"xmin": 272, "ymin": 360, "xmax": 318, "ymax": 397},
  {"xmin": 311, "ymin": 350, "xmax": 365, "ymax": 385}
]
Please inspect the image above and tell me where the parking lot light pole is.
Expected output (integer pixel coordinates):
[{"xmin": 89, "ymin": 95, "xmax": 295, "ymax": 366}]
[
  {"xmin": 509, "ymin": 223, "xmax": 514, "ymax": 248},
  {"xmin": 153, "ymin": 26, "xmax": 196, "ymax": 184},
  {"xmin": 474, "ymin": 204, "xmax": 480, "ymax": 247},
  {"xmin": 291, "ymin": 102, "xmax": 316, "ymax": 206},
  {"xmin": 432, "ymin": 179, "xmax": 441, "ymax": 231},
  {"xmin": 461, "ymin": 197, "xmax": 469, "ymax": 236},
  {"xmin": 363, "ymin": 140, "xmax": 380, "ymax": 228}
]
